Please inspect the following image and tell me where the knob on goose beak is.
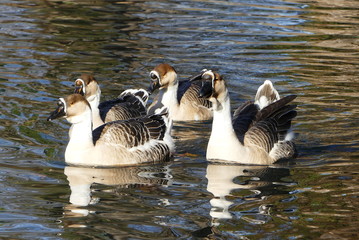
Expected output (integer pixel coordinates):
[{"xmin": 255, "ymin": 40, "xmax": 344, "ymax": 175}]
[
  {"xmin": 74, "ymin": 79, "xmax": 85, "ymax": 96},
  {"xmin": 47, "ymin": 99, "xmax": 66, "ymax": 121},
  {"xmin": 147, "ymin": 71, "xmax": 161, "ymax": 95}
]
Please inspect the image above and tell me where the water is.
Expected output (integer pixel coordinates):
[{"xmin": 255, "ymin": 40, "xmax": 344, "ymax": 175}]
[{"xmin": 0, "ymin": 0, "xmax": 358, "ymax": 239}]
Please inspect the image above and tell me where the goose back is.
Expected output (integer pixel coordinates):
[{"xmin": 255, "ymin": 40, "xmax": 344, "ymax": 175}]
[
  {"xmin": 233, "ymin": 95, "xmax": 297, "ymax": 161},
  {"xmin": 93, "ymin": 114, "xmax": 167, "ymax": 147},
  {"xmin": 88, "ymin": 114, "xmax": 173, "ymax": 166},
  {"xmin": 178, "ymin": 80, "xmax": 212, "ymax": 109},
  {"xmin": 99, "ymin": 94, "xmax": 147, "ymax": 123}
]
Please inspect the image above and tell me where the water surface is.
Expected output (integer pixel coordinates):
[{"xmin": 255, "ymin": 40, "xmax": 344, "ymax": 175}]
[{"xmin": 0, "ymin": 0, "xmax": 358, "ymax": 239}]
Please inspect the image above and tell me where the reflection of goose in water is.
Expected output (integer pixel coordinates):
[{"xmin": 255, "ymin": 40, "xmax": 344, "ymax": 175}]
[
  {"xmin": 64, "ymin": 165, "xmax": 172, "ymax": 210},
  {"xmin": 205, "ymin": 163, "xmax": 290, "ymax": 225},
  {"xmin": 191, "ymin": 164, "xmax": 291, "ymax": 239}
]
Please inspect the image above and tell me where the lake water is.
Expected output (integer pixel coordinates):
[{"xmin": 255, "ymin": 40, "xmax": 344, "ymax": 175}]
[{"xmin": 0, "ymin": 0, "xmax": 358, "ymax": 239}]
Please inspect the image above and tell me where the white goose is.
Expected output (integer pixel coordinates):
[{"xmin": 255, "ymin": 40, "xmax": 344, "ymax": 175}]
[
  {"xmin": 74, "ymin": 74, "xmax": 148, "ymax": 129},
  {"xmin": 147, "ymin": 63, "xmax": 212, "ymax": 121},
  {"xmin": 47, "ymin": 94, "xmax": 174, "ymax": 167},
  {"xmin": 191, "ymin": 70, "xmax": 297, "ymax": 165}
]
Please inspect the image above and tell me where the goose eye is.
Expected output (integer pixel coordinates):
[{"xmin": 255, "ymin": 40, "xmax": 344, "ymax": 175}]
[
  {"xmin": 150, "ymin": 72, "xmax": 158, "ymax": 80},
  {"xmin": 57, "ymin": 100, "xmax": 63, "ymax": 106}
]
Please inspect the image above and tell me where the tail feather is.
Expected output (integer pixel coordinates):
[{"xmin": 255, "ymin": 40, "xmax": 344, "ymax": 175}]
[
  {"xmin": 269, "ymin": 141, "xmax": 297, "ymax": 161},
  {"xmin": 258, "ymin": 95, "xmax": 297, "ymax": 122},
  {"xmin": 119, "ymin": 89, "xmax": 149, "ymax": 106},
  {"xmin": 255, "ymin": 80, "xmax": 280, "ymax": 109},
  {"xmin": 265, "ymin": 103, "xmax": 297, "ymax": 142},
  {"xmin": 150, "ymin": 106, "xmax": 174, "ymax": 153}
]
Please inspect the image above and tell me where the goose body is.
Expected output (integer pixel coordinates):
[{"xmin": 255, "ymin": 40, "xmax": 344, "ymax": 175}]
[
  {"xmin": 74, "ymin": 74, "xmax": 148, "ymax": 129},
  {"xmin": 192, "ymin": 70, "xmax": 297, "ymax": 165},
  {"xmin": 147, "ymin": 63, "xmax": 212, "ymax": 121},
  {"xmin": 47, "ymin": 94, "xmax": 174, "ymax": 167}
]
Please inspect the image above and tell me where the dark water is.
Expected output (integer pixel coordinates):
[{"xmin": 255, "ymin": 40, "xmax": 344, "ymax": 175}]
[{"xmin": 0, "ymin": 0, "xmax": 358, "ymax": 239}]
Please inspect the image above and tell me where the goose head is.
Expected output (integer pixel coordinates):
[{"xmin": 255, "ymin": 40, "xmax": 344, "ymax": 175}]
[
  {"xmin": 48, "ymin": 94, "xmax": 91, "ymax": 124},
  {"xmin": 74, "ymin": 74, "xmax": 101, "ymax": 103},
  {"xmin": 191, "ymin": 70, "xmax": 228, "ymax": 103},
  {"xmin": 148, "ymin": 63, "xmax": 178, "ymax": 94}
]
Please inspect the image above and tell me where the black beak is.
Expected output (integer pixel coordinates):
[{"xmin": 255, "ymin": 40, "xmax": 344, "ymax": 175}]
[
  {"xmin": 74, "ymin": 85, "xmax": 84, "ymax": 95},
  {"xmin": 189, "ymin": 70, "xmax": 213, "ymax": 98},
  {"xmin": 199, "ymin": 81, "xmax": 213, "ymax": 98},
  {"xmin": 47, "ymin": 101, "xmax": 66, "ymax": 121},
  {"xmin": 147, "ymin": 79, "xmax": 160, "ymax": 95}
]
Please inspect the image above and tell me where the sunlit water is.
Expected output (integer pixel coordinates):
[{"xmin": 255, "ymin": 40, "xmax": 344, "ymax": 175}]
[{"xmin": 0, "ymin": 0, "xmax": 358, "ymax": 239}]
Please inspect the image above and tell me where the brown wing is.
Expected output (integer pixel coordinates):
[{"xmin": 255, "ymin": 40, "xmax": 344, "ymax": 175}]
[
  {"xmin": 244, "ymin": 119, "xmax": 279, "ymax": 153},
  {"xmin": 92, "ymin": 114, "xmax": 167, "ymax": 148},
  {"xmin": 179, "ymin": 81, "xmax": 212, "ymax": 109},
  {"xmin": 147, "ymin": 93, "xmax": 165, "ymax": 115},
  {"xmin": 99, "ymin": 95, "xmax": 147, "ymax": 122},
  {"xmin": 233, "ymin": 95, "xmax": 297, "ymax": 153},
  {"xmin": 232, "ymin": 101, "xmax": 259, "ymax": 143}
]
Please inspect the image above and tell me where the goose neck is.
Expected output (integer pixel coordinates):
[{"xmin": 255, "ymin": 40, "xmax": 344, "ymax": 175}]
[
  {"xmin": 212, "ymin": 92, "xmax": 233, "ymax": 129},
  {"xmin": 162, "ymin": 83, "xmax": 179, "ymax": 109},
  {"xmin": 88, "ymin": 94, "xmax": 104, "ymax": 129},
  {"xmin": 68, "ymin": 111, "xmax": 93, "ymax": 145}
]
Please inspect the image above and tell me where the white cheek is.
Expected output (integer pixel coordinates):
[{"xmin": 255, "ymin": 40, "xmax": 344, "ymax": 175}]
[
  {"xmin": 76, "ymin": 79, "xmax": 86, "ymax": 94},
  {"xmin": 59, "ymin": 98, "xmax": 67, "ymax": 113},
  {"xmin": 150, "ymin": 70, "xmax": 161, "ymax": 85}
]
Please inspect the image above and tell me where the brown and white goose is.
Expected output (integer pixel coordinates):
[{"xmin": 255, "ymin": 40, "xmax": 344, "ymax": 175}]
[
  {"xmin": 147, "ymin": 63, "xmax": 212, "ymax": 121},
  {"xmin": 191, "ymin": 70, "xmax": 297, "ymax": 165},
  {"xmin": 47, "ymin": 94, "xmax": 174, "ymax": 167},
  {"xmin": 74, "ymin": 74, "xmax": 148, "ymax": 129}
]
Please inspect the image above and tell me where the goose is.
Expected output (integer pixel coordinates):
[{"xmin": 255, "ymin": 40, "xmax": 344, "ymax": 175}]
[
  {"xmin": 191, "ymin": 70, "xmax": 297, "ymax": 165},
  {"xmin": 147, "ymin": 63, "xmax": 212, "ymax": 121},
  {"xmin": 74, "ymin": 74, "xmax": 148, "ymax": 129},
  {"xmin": 47, "ymin": 94, "xmax": 174, "ymax": 167}
]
